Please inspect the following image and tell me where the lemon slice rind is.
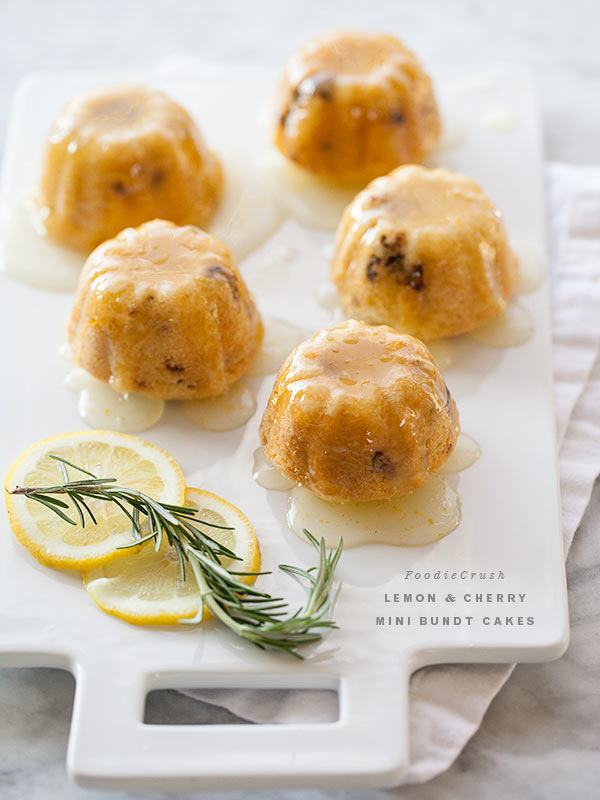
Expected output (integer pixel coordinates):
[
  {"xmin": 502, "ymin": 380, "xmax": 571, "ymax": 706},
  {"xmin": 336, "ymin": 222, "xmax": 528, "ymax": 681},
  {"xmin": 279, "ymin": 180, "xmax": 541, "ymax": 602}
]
[{"xmin": 5, "ymin": 430, "xmax": 186, "ymax": 570}]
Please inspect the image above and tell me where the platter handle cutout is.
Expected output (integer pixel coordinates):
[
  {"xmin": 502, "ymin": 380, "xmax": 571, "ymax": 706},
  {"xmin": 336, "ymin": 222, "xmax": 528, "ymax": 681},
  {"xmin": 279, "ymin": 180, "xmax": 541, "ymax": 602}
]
[{"xmin": 67, "ymin": 656, "xmax": 412, "ymax": 791}]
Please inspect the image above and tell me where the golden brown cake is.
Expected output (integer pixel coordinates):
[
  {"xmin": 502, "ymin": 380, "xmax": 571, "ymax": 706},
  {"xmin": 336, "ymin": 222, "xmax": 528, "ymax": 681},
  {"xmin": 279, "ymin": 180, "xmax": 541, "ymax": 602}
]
[
  {"xmin": 68, "ymin": 220, "xmax": 262, "ymax": 400},
  {"xmin": 260, "ymin": 320, "xmax": 459, "ymax": 502},
  {"xmin": 273, "ymin": 30, "xmax": 440, "ymax": 182},
  {"xmin": 38, "ymin": 85, "xmax": 222, "ymax": 252},
  {"xmin": 331, "ymin": 165, "xmax": 519, "ymax": 340}
]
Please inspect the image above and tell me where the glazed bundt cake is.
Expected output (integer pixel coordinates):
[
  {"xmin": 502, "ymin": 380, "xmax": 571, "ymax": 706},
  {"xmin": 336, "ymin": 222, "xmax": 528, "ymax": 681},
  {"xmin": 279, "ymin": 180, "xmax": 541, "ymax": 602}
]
[
  {"xmin": 274, "ymin": 30, "xmax": 440, "ymax": 182},
  {"xmin": 68, "ymin": 219, "xmax": 262, "ymax": 400},
  {"xmin": 260, "ymin": 319, "xmax": 459, "ymax": 502},
  {"xmin": 331, "ymin": 165, "xmax": 519, "ymax": 339},
  {"xmin": 38, "ymin": 84, "xmax": 222, "ymax": 251}
]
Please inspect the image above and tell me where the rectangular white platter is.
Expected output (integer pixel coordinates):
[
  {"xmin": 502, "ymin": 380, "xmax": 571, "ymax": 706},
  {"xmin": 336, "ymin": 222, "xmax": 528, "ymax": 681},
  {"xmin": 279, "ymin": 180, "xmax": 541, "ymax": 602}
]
[{"xmin": 0, "ymin": 63, "xmax": 568, "ymax": 791}]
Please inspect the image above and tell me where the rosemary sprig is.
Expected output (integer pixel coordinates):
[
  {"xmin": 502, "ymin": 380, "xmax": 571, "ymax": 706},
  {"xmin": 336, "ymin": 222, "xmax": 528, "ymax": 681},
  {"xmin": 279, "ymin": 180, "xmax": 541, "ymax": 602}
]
[{"xmin": 9, "ymin": 455, "xmax": 343, "ymax": 657}]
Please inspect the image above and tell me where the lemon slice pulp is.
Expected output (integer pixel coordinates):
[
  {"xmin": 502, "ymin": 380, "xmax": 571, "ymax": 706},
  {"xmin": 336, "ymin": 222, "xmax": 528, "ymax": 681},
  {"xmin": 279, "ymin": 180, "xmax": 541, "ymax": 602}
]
[
  {"xmin": 5, "ymin": 430, "xmax": 185, "ymax": 569},
  {"xmin": 83, "ymin": 488, "xmax": 261, "ymax": 625}
]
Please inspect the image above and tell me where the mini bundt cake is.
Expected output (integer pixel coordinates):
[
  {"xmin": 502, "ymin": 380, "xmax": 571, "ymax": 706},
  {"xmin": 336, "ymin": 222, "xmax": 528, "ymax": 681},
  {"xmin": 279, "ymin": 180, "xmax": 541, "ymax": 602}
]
[
  {"xmin": 68, "ymin": 219, "xmax": 262, "ymax": 400},
  {"xmin": 260, "ymin": 319, "xmax": 459, "ymax": 502},
  {"xmin": 38, "ymin": 84, "xmax": 222, "ymax": 252},
  {"xmin": 274, "ymin": 30, "xmax": 440, "ymax": 182},
  {"xmin": 331, "ymin": 165, "xmax": 519, "ymax": 340}
]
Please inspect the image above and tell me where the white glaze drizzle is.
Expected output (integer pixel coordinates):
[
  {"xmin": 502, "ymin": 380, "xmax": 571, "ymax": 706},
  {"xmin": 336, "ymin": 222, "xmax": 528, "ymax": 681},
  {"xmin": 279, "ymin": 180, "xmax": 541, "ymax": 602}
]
[
  {"xmin": 248, "ymin": 245, "xmax": 299, "ymax": 294},
  {"xmin": 438, "ymin": 433, "xmax": 481, "ymax": 475},
  {"xmin": 58, "ymin": 341, "xmax": 74, "ymax": 362},
  {"xmin": 424, "ymin": 339, "xmax": 453, "ymax": 371},
  {"xmin": 315, "ymin": 282, "xmax": 341, "ymax": 312},
  {"xmin": 207, "ymin": 151, "xmax": 286, "ymax": 262},
  {"xmin": 470, "ymin": 302, "xmax": 534, "ymax": 348},
  {"xmin": 63, "ymin": 366, "xmax": 165, "ymax": 433},
  {"xmin": 252, "ymin": 448, "xmax": 296, "ymax": 491},
  {"xmin": 515, "ymin": 245, "xmax": 545, "ymax": 293},
  {"xmin": 267, "ymin": 154, "xmax": 360, "ymax": 231},
  {"xmin": 434, "ymin": 119, "xmax": 466, "ymax": 152},
  {"xmin": 1, "ymin": 193, "xmax": 85, "ymax": 291},
  {"xmin": 183, "ymin": 381, "xmax": 256, "ymax": 431},
  {"xmin": 481, "ymin": 107, "xmax": 518, "ymax": 133},
  {"xmin": 247, "ymin": 317, "xmax": 305, "ymax": 377},
  {"xmin": 287, "ymin": 475, "xmax": 461, "ymax": 549}
]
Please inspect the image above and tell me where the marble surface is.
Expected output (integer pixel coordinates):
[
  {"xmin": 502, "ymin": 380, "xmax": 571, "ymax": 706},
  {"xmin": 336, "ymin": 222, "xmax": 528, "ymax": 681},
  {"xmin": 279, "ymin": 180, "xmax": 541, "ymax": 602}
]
[{"xmin": 1, "ymin": 0, "xmax": 599, "ymax": 797}]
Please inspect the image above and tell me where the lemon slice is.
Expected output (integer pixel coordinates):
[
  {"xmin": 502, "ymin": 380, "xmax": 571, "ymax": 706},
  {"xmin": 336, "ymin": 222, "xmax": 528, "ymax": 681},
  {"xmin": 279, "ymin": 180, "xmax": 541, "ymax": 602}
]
[
  {"xmin": 5, "ymin": 430, "xmax": 185, "ymax": 570},
  {"xmin": 83, "ymin": 488, "xmax": 261, "ymax": 625}
]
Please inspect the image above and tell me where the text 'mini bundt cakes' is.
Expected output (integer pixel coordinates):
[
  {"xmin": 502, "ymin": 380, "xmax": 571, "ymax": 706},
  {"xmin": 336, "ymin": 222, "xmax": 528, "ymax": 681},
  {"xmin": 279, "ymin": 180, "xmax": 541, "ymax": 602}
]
[
  {"xmin": 38, "ymin": 85, "xmax": 222, "ymax": 252},
  {"xmin": 260, "ymin": 320, "xmax": 459, "ymax": 502},
  {"xmin": 331, "ymin": 165, "xmax": 519, "ymax": 340},
  {"xmin": 274, "ymin": 30, "xmax": 441, "ymax": 182},
  {"xmin": 68, "ymin": 219, "xmax": 262, "ymax": 400}
]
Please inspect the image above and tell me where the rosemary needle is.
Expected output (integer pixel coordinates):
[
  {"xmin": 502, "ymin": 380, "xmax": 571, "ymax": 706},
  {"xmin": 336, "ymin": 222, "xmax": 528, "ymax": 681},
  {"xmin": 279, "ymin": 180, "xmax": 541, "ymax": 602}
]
[{"xmin": 9, "ymin": 454, "xmax": 343, "ymax": 657}]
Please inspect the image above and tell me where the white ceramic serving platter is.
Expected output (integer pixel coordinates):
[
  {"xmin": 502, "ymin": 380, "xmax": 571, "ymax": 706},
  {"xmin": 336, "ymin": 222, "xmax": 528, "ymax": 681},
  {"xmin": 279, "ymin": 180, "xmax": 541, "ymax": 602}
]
[{"xmin": 0, "ymin": 64, "xmax": 568, "ymax": 791}]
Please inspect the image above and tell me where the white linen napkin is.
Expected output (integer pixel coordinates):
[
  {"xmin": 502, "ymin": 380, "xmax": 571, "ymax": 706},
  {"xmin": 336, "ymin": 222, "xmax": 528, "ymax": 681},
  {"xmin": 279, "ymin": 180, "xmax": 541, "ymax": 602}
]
[{"xmin": 180, "ymin": 163, "xmax": 600, "ymax": 784}]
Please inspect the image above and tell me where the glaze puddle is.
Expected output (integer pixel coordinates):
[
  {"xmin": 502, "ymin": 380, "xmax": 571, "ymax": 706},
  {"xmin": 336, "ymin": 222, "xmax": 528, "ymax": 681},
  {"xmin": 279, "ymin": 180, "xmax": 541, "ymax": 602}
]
[
  {"xmin": 424, "ymin": 339, "xmax": 453, "ymax": 371},
  {"xmin": 58, "ymin": 341, "xmax": 74, "ymax": 362},
  {"xmin": 470, "ymin": 302, "xmax": 534, "ymax": 348},
  {"xmin": 438, "ymin": 433, "xmax": 481, "ymax": 475},
  {"xmin": 208, "ymin": 151, "xmax": 286, "ymax": 261},
  {"xmin": 252, "ymin": 448, "xmax": 296, "ymax": 490},
  {"xmin": 63, "ymin": 367, "xmax": 164, "ymax": 433},
  {"xmin": 184, "ymin": 381, "xmax": 256, "ymax": 431},
  {"xmin": 247, "ymin": 317, "xmax": 305, "ymax": 376},
  {"xmin": 515, "ymin": 246, "xmax": 544, "ymax": 293},
  {"xmin": 314, "ymin": 282, "xmax": 345, "ymax": 323},
  {"xmin": 287, "ymin": 475, "xmax": 461, "ymax": 549},
  {"xmin": 315, "ymin": 282, "xmax": 341, "ymax": 312},
  {"xmin": 249, "ymin": 245, "xmax": 298, "ymax": 294},
  {"xmin": 268, "ymin": 154, "xmax": 361, "ymax": 230},
  {"xmin": 434, "ymin": 119, "xmax": 466, "ymax": 152},
  {"xmin": 481, "ymin": 107, "xmax": 518, "ymax": 133},
  {"xmin": 1, "ymin": 193, "xmax": 85, "ymax": 291}
]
